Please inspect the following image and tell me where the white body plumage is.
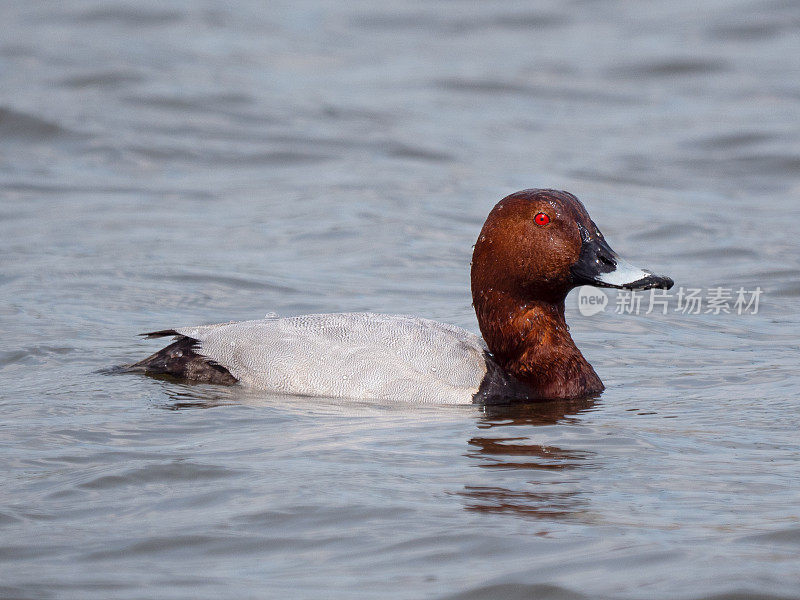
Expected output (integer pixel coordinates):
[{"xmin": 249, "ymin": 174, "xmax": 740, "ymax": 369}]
[{"xmin": 174, "ymin": 313, "xmax": 490, "ymax": 404}]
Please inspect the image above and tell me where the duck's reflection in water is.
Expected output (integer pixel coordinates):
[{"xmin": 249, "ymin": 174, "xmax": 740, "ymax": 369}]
[
  {"xmin": 462, "ymin": 398, "xmax": 598, "ymax": 520},
  {"xmin": 160, "ymin": 384, "xmax": 242, "ymax": 410}
]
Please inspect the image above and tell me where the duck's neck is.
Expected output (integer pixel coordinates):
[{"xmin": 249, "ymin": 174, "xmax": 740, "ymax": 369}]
[{"xmin": 473, "ymin": 290, "xmax": 604, "ymax": 399}]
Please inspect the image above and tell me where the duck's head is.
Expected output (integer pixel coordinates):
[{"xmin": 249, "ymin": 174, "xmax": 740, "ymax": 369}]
[{"xmin": 471, "ymin": 189, "xmax": 673, "ymax": 305}]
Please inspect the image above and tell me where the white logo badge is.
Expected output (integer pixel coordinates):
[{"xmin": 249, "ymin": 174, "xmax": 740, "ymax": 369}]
[{"xmin": 577, "ymin": 286, "xmax": 608, "ymax": 316}]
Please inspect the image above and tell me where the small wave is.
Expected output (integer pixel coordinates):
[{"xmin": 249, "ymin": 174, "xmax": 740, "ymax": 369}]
[
  {"xmin": 385, "ymin": 143, "xmax": 454, "ymax": 162},
  {"xmin": 683, "ymin": 154, "xmax": 800, "ymax": 178},
  {"xmin": 437, "ymin": 78, "xmax": 639, "ymax": 104},
  {"xmin": 608, "ymin": 58, "xmax": 728, "ymax": 79},
  {"xmin": 124, "ymin": 92, "xmax": 254, "ymax": 112},
  {"xmin": 160, "ymin": 272, "xmax": 300, "ymax": 294},
  {"xmin": 673, "ymin": 246, "xmax": 759, "ymax": 260},
  {"xmin": 697, "ymin": 593, "xmax": 798, "ymax": 600},
  {"xmin": 632, "ymin": 222, "xmax": 714, "ymax": 241},
  {"xmin": 59, "ymin": 71, "xmax": 145, "ymax": 89},
  {"xmin": 0, "ymin": 511, "xmax": 21, "ymax": 526},
  {"xmin": 693, "ymin": 132, "xmax": 775, "ymax": 150},
  {"xmin": 709, "ymin": 20, "xmax": 786, "ymax": 41},
  {"xmin": 125, "ymin": 145, "xmax": 331, "ymax": 167},
  {"xmin": 71, "ymin": 7, "xmax": 183, "ymax": 26},
  {"xmin": 0, "ymin": 107, "xmax": 72, "ymax": 141},
  {"xmin": 77, "ymin": 461, "xmax": 237, "ymax": 490},
  {"xmin": 354, "ymin": 12, "xmax": 568, "ymax": 33},
  {"xmin": 773, "ymin": 283, "xmax": 800, "ymax": 297},
  {"xmin": 439, "ymin": 583, "xmax": 586, "ymax": 600},
  {"xmin": 0, "ymin": 346, "xmax": 76, "ymax": 368},
  {"xmin": 320, "ymin": 105, "xmax": 394, "ymax": 124},
  {"xmin": 740, "ymin": 526, "xmax": 800, "ymax": 546}
]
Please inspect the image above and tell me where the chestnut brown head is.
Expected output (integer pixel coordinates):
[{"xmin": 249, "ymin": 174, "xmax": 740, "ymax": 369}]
[{"xmin": 471, "ymin": 189, "xmax": 672, "ymax": 305}]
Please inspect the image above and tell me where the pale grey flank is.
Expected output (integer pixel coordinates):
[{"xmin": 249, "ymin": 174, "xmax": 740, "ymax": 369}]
[{"xmin": 176, "ymin": 313, "xmax": 487, "ymax": 403}]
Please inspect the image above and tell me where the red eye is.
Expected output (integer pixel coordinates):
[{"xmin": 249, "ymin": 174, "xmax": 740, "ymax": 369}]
[{"xmin": 534, "ymin": 212, "xmax": 550, "ymax": 226}]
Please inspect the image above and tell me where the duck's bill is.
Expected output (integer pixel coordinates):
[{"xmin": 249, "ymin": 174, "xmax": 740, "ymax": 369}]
[
  {"xmin": 571, "ymin": 225, "xmax": 674, "ymax": 291},
  {"xmin": 588, "ymin": 256, "xmax": 673, "ymax": 290}
]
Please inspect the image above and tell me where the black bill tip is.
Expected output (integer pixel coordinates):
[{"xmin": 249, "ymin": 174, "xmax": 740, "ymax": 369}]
[{"xmin": 622, "ymin": 274, "xmax": 674, "ymax": 291}]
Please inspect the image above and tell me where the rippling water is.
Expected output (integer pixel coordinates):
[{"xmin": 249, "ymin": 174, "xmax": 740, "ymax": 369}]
[{"xmin": 2, "ymin": 1, "xmax": 800, "ymax": 598}]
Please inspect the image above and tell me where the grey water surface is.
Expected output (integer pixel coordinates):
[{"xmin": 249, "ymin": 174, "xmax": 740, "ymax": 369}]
[{"xmin": 2, "ymin": 1, "xmax": 800, "ymax": 598}]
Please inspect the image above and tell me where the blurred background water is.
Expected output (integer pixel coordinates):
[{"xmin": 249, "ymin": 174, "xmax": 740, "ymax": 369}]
[{"xmin": 2, "ymin": 1, "xmax": 800, "ymax": 598}]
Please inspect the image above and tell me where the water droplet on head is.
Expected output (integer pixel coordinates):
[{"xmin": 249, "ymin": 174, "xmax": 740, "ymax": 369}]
[{"xmin": 480, "ymin": 235, "xmax": 486, "ymax": 242}]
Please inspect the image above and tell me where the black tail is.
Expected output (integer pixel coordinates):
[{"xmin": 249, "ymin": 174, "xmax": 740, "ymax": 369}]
[{"xmin": 126, "ymin": 332, "xmax": 237, "ymax": 385}]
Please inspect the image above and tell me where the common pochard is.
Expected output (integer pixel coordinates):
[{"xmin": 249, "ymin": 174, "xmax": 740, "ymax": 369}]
[{"xmin": 129, "ymin": 189, "xmax": 673, "ymax": 403}]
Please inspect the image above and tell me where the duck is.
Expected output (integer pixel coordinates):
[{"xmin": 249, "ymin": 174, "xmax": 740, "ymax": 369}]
[{"xmin": 127, "ymin": 189, "xmax": 673, "ymax": 404}]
